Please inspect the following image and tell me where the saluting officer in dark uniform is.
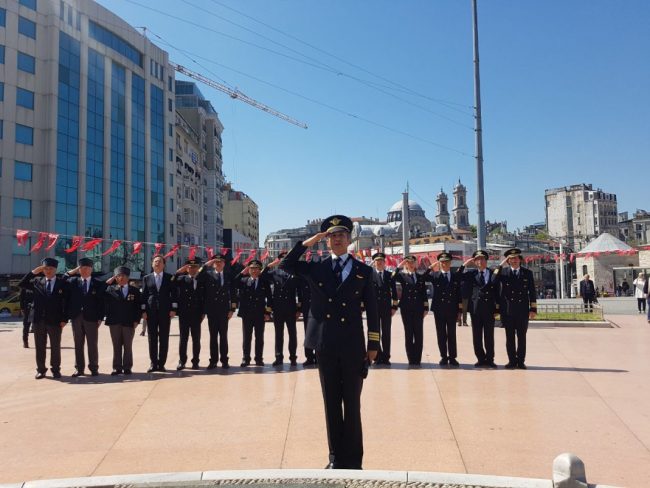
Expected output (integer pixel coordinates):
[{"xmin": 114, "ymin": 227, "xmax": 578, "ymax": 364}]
[
  {"xmin": 461, "ymin": 250, "xmax": 499, "ymax": 368},
  {"xmin": 175, "ymin": 258, "xmax": 206, "ymax": 370},
  {"xmin": 493, "ymin": 248, "xmax": 537, "ymax": 369},
  {"xmin": 425, "ymin": 252, "xmax": 465, "ymax": 367},
  {"xmin": 371, "ymin": 252, "xmax": 398, "ymax": 365},
  {"xmin": 198, "ymin": 254, "xmax": 237, "ymax": 369},
  {"xmin": 104, "ymin": 267, "xmax": 143, "ymax": 375},
  {"xmin": 64, "ymin": 257, "xmax": 105, "ymax": 377},
  {"xmin": 235, "ymin": 259, "xmax": 272, "ymax": 367},
  {"xmin": 19, "ymin": 258, "xmax": 69, "ymax": 379},
  {"xmin": 263, "ymin": 251, "xmax": 303, "ymax": 367},
  {"xmin": 392, "ymin": 255, "xmax": 429, "ymax": 366},
  {"xmin": 280, "ymin": 215, "xmax": 380, "ymax": 470},
  {"xmin": 141, "ymin": 254, "xmax": 179, "ymax": 372}
]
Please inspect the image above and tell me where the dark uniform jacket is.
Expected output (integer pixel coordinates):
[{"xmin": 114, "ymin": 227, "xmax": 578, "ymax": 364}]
[
  {"xmin": 18, "ymin": 273, "xmax": 68, "ymax": 324},
  {"xmin": 373, "ymin": 269, "xmax": 398, "ymax": 316},
  {"xmin": 197, "ymin": 267, "xmax": 238, "ymax": 316},
  {"xmin": 462, "ymin": 268, "xmax": 500, "ymax": 315},
  {"xmin": 392, "ymin": 270, "xmax": 429, "ymax": 314},
  {"xmin": 280, "ymin": 242, "xmax": 380, "ymax": 353},
  {"xmin": 104, "ymin": 285, "xmax": 143, "ymax": 326},
  {"xmin": 65, "ymin": 276, "xmax": 106, "ymax": 322},
  {"xmin": 262, "ymin": 268, "xmax": 302, "ymax": 317},
  {"xmin": 579, "ymin": 279, "xmax": 596, "ymax": 299},
  {"xmin": 175, "ymin": 274, "xmax": 205, "ymax": 319},
  {"xmin": 425, "ymin": 269, "xmax": 464, "ymax": 314},
  {"xmin": 235, "ymin": 274, "xmax": 272, "ymax": 318},
  {"xmin": 141, "ymin": 272, "xmax": 179, "ymax": 314},
  {"xmin": 19, "ymin": 288, "xmax": 33, "ymax": 314},
  {"xmin": 494, "ymin": 266, "xmax": 537, "ymax": 316}
]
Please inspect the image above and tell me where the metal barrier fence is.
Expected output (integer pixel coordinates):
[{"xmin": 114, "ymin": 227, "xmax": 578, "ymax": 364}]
[{"xmin": 535, "ymin": 302, "xmax": 604, "ymax": 321}]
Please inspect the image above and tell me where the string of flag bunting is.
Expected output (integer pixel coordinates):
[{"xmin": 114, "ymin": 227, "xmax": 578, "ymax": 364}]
[{"xmin": 10, "ymin": 227, "xmax": 650, "ymax": 267}]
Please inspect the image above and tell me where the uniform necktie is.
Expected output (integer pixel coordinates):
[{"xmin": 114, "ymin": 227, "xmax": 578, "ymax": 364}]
[
  {"xmin": 410, "ymin": 273, "xmax": 416, "ymax": 285},
  {"xmin": 83, "ymin": 279, "xmax": 88, "ymax": 295},
  {"xmin": 446, "ymin": 272, "xmax": 451, "ymax": 284},
  {"xmin": 155, "ymin": 274, "xmax": 161, "ymax": 290},
  {"xmin": 46, "ymin": 279, "xmax": 52, "ymax": 295},
  {"xmin": 253, "ymin": 278, "xmax": 258, "ymax": 290},
  {"xmin": 218, "ymin": 272, "xmax": 223, "ymax": 286},
  {"xmin": 123, "ymin": 286, "xmax": 128, "ymax": 298},
  {"xmin": 480, "ymin": 271, "xmax": 486, "ymax": 286},
  {"xmin": 333, "ymin": 257, "xmax": 343, "ymax": 284},
  {"xmin": 514, "ymin": 269, "xmax": 519, "ymax": 278},
  {"xmin": 378, "ymin": 271, "xmax": 383, "ymax": 286},
  {"xmin": 193, "ymin": 278, "xmax": 197, "ymax": 290}
]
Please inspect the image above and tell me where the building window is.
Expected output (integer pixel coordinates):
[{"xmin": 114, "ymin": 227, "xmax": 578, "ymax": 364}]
[
  {"xmin": 59, "ymin": 1, "xmax": 64, "ymax": 20},
  {"xmin": 168, "ymin": 98, "xmax": 173, "ymax": 112},
  {"xmin": 0, "ymin": 82, "xmax": 4, "ymax": 101},
  {"xmin": 169, "ymin": 173, "xmax": 174, "ymax": 187},
  {"xmin": 169, "ymin": 223, "xmax": 174, "ymax": 236},
  {"xmin": 0, "ymin": 45, "xmax": 5, "ymax": 64},
  {"xmin": 0, "ymin": 8, "xmax": 6, "ymax": 27},
  {"xmin": 15, "ymin": 124, "xmax": 34, "ymax": 145},
  {"xmin": 17, "ymin": 52, "xmax": 35, "ymax": 73},
  {"xmin": 15, "ymin": 161, "xmax": 33, "ymax": 181},
  {"xmin": 13, "ymin": 198, "xmax": 32, "ymax": 218},
  {"xmin": 16, "ymin": 87, "xmax": 34, "ymax": 109},
  {"xmin": 18, "ymin": 16, "xmax": 37, "ymax": 39},
  {"xmin": 168, "ymin": 122, "xmax": 173, "ymax": 137},
  {"xmin": 0, "ymin": 120, "xmax": 3, "ymax": 139},
  {"xmin": 170, "ymin": 198, "xmax": 174, "ymax": 212},
  {"xmin": 168, "ymin": 148, "xmax": 173, "ymax": 161},
  {"xmin": 19, "ymin": 0, "xmax": 37, "ymax": 10},
  {"xmin": 168, "ymin": 75, "xmax": 173, "ymax": 92},
  {"xmin": 88, "ymin": 20, "xmax": 143, "ymax": 67}
]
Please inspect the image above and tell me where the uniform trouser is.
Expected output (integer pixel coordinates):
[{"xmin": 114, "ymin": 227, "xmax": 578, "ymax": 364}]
[
  {"xmin": 317, "ymin": 349, "xmax": 365, "ymax": 469},
  {"xmin": 22, "ymin": 313, "xmax": 31, "ymax": 342},
  {"xmin": 469, "ymin": 310, "xmax": 495, "ymax": 362},
  {"xmin": 637, "ymin": 298, "xmax": 646, "ymax": 312},
  {"xmin": 433, "ymin": 308, "xmax": 458, "ymax": 360},
  {"xmin": 71, "ymin": 315, "xmax": 99, "ymax": 372},
  {"xmin": 274, "ymin": 313, "xmax": 297, "ymax": 360},
  {"xmin": 401, "ymin": 309, "xmax": 423, "ymax": 364},
  {"xmin": 377, "ymin": 312, "xmax": 392, "ymax": 361},
  {"xmin": 207, "ymin": 311, "xmax": 229, "ymax": 365},
  {"xmin": 147, "ymin": 311, "xmax": 171, "ymax": 368},
  {"xmin": 109, "ymin": 324, "xmax": 135, "ymax": 371},
  {"xmin": 583, "ymin": 297, "xmax": 595, "ymax": 312},
  {"xmin": 33, "ymin": 321, "xmax": 62, "ymax": 373},
  {"xmin": 502, "ymin": 314, "xmax": 528, "ymax": 364},
  {"xmin": 242, "ymin": 314, "xmax": 265, "ymax": 362},
  {"xmin": 458, "ymin": 298, "xmax": 469, "ymax": 325},
  {"xmin": 178, "ymin": 314, "xmax": 202, "ymax": 364}
]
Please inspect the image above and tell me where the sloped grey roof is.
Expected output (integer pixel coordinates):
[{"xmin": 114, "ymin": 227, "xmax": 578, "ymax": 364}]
[{"xmin": 577, "ymin": 233, "xmax": 632, "ymax": 254}]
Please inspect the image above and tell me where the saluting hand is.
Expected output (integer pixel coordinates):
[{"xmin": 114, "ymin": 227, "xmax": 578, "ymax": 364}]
[
  {"xmin": 429, "ymin": 261, "xmax": 440, "ymax": 270},
  {"xmin": 267, "ymin": 258, "xmax": 281, "ymax": 268},
  {"xmin": 462, "ymin": 257, "xmax": 475, "ymax": 267},
  {"xmin": 303, "ymin": 231, "xmax": 328, "ymax": 248},
  {"xmin": 106, "ymin": 276, "xmax": 116, "ymax": 285},
  {"xmin": 176, "ymin": 264, "xmax": 190, "ymax": 274},
  {"xmin": 31, "ymin": 265, "xmax": 46, "ymax": 275},
  {"xmin": 68, "ymin": 266, "xmax": 81, "ymax": 275},
  {"xmin": 500, "ymin": 256, "xmax": 509, "ymax": 266}
]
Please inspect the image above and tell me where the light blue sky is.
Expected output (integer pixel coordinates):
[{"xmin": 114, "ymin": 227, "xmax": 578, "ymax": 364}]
[{"xmin": 99, "ymin": 0, "xmax": 650, "ymax": 242}]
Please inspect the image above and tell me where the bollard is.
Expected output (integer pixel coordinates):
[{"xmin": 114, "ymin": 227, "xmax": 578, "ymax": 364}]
[{"xmin": 553, "ymin": 452, "xmax": 588, "ymax": 488}]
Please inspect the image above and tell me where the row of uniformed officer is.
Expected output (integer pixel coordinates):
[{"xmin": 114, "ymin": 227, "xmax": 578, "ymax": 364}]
[{"xmin": 370, "ymin": 253, "xmax": 398, "ymax": 365}]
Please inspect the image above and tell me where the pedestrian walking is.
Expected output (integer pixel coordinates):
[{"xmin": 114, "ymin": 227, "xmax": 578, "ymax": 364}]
[{"xmin": 633, "ymin": 273, "xmax": 646, "ymax": 314}]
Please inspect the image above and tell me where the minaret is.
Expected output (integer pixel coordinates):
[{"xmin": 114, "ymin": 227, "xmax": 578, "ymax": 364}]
[
  {"xmin": 452, "ymin": 179, "xmax": 469, "ymax": 229},
  {"xmin": 436, "ymin": 188, "xmax": 450, "ymax": 227}
]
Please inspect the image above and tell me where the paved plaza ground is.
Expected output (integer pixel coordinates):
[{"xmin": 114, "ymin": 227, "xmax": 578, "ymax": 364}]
[{"xmin": 0, "ymin": 306, "xmax": 648, "ymax": 487}]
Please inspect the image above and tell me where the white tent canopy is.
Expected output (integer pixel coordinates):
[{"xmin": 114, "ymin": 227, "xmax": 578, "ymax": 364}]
[{"xmin": 577, "ymin": 233, "xmax": 632, "ymax": 255}]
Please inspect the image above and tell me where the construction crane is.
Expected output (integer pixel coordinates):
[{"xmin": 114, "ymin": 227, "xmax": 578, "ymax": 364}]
[{"xmin": 171, "ymin": 62, "xmax": 308, "ymax": 129}]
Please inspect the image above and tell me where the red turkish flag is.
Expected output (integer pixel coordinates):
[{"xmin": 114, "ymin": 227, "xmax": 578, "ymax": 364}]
[
  {"xmin": 305, "ymin": 250, "xmax": 312, "ymax": 262},
  {"xmin": 154, "ymin": 243, "xmax": 165, "ymax": 255},
  {"xmin": 189, "ymin": 246, "xmax": 197, "ymax": 260},
  {"xmin": 65, "ymin": 236, "xmax": 83, "ymax": 253},
  {"xmin": 205, "ymin": 246, "xmax": 214, "ymax": 259},
  {"xmin": 102, "ymin": 240, "xmax": 122, "ymax": 256},
  {"xmin": 45, "ymin": 233, "xmax": 59, "ymax": 251},
  {"xmin": 243, "ymin": 249, "xmax": 258, "ymax": 265},
  {"xmin": 30, "ymin": 232, "xmax": 48, "ymax": 253},
  {"xmin": 260, "ymin": 248, "xmax": 269, "ymax": 262},
  {"xmin": 132, "ymin": 242, "xmax": 143, "ymax": 254},
  {"xmin": 81, "ymin": 238, "xmax": 103, "ymax": 252},
  {"xmin": 231, "ymin": 248, "xmax": 244, "ymax": 265},
  {"xmin": 164, "ymin": 244, "xmax": 180, "ymax": 259},
  {"xmin": 16, "ymin": 230, "xmax": 30, "ymax": 247},
  {"xmin": 220, "ymin": 247, "xmax": 229, "ymax": 256}
]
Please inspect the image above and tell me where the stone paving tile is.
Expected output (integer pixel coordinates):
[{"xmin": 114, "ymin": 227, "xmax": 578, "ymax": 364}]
[{"xmin": 0, "ymin": 314, "xmax": 648, "ymax": 487}]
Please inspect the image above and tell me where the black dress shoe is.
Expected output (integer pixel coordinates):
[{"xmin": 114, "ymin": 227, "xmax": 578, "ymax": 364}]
[
  {"xmin": 207, "ymin": 362, "xmax": 217, "ymax": 370},
  {"xmin": 23, "ymin": 340, "xmax": 29, "ymax": 348},
  {"xmin": 52, "ymin": 371, "xmax": 62, "ymax": 379},
  {"xmin": 221, "ymin": 362, "xmax": 230, "ymax": 369},
  {"xmin": 124, "ymin": 369, "xmax": 132, "ymax": 375},
  {"xmin": 255, "ymin": 360, "xmax": 265, "ymax": 366},
  {"xmin": 325, "ymin": 462, "xmax": 336, "ymax": 469},
  {"xmin": 302, "ymin": 358, "xmax": 316, "ymax": 366},
  {"xmin": 449, "ymin": 358, "xmax": 460, "ymax": 367},
  {"xmin": 158, "ymin": 366, "xmax": 167, "ymax": 372},
  {"xmin": 147, "ymin": 365, "xmax": 157, "ymax": 373},
  {"xmin": 191, "ymin": 362, "xmax": 200, "ymax": 370},
  {"xmin": 485, "ymin": 362, "xmax": 498, "ymax": 369},
  {"xmin": 474, "ymin": 361, "xmax": 484, "ymax": 368},
  {"xmin": 176, "ymin": 362, "xmax": 186, "ymax": 371},
  {"xmin": 439, "ymin": 357, "xmax": 449, "ymax": 366},
  {"xmin": 90, "ymin": 370, "xmax": 99, "ymax": 376},
  {"xmin": 72, "ymin": 369, "xmax": 84, "ymax": 377},
  {"xmin": 240, "ymin": 360, "xmax": 250, "ymax": 367},
  {"xmin": 505, "ymin": 362, "xmax": 517, "ymax": 369},
  {"xmin": 35, "ymin": 372, "xmax": 46, "ymax": 380},
  {"xmin": 290, "ymin": 359, "xmax": 297, "ymax": 366},
  {"xmin": 272, "ymin": 358, "xmax": 283, "ymax": 366},
  {"xmin": 111, "ymin": 369, "xmax": 122, "ymax": 376},
  {"xmin": 517, "ymin": 363, "xmax": 527, "ymax": 370}
]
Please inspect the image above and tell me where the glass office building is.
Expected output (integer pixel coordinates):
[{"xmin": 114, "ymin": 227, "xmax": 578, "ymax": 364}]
[{"xmin": 0, "ymin": 0, "xmax": 175, "ymax": 276}]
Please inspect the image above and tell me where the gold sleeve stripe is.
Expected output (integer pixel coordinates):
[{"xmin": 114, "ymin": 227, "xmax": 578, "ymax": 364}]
[{"xmin": 368, "ymin": 332, "xmax": 380, "ymax": 341}]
